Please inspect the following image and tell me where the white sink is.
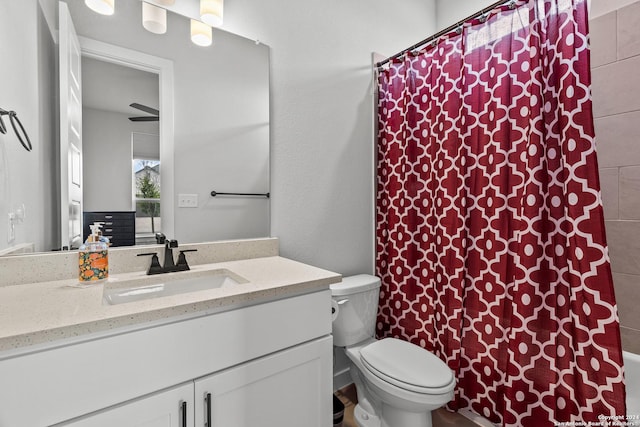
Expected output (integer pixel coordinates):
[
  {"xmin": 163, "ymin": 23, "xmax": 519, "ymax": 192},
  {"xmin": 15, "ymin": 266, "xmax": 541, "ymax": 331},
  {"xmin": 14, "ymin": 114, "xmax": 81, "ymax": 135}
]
[{"xmin": 103, "ymin": 269, "xmax": 247, "ymax": 305}]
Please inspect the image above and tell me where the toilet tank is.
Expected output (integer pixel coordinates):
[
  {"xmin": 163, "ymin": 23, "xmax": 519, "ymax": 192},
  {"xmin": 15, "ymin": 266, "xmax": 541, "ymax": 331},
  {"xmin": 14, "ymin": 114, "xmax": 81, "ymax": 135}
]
[{"xmin": 331, "ymin": 274, "xmax": 381, "ymax": 347}]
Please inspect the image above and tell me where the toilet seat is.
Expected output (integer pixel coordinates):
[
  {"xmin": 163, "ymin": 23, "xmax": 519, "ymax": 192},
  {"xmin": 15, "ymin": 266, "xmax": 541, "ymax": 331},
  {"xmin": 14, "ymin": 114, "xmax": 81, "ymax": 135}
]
[{"xmin": 360, "ymin": 338, "xmax": 455, "ymax": 395}]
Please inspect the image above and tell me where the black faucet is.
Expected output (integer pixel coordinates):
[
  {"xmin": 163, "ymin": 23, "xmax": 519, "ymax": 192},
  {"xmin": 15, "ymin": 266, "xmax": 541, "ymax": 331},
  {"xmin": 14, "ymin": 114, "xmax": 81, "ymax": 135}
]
[
  {"xmin": 138, "ymin": 239, "xmax": 198, "ymax": 275},
  {"xmin": 163, "ymin": 239, "xmax": 179, "ymax": 271}
]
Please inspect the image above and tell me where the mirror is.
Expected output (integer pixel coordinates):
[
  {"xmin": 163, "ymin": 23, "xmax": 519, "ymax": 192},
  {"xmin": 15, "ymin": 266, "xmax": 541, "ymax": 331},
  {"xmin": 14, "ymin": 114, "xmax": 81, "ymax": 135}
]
[{"xmin": 0, "ymin": 0, "xmax": 270, "ymax": 255}]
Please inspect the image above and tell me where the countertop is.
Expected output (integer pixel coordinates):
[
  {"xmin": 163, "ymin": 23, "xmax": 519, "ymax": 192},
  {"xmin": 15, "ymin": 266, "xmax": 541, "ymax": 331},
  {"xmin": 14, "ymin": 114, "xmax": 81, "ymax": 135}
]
[{"xmin": 0, "ymin": 256, "xmax": 341, "ymax": 353}]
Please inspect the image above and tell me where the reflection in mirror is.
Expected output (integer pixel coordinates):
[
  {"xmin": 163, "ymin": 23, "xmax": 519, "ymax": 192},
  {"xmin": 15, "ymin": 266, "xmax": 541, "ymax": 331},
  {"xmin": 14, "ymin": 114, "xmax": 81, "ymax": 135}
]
[
  {"xmin": 82, "ymin": 57, "xmax": 161, "ymax": 246},
  {"xmin": 0, "ymin": 0, "xmax": 270, "ymax": 255}
]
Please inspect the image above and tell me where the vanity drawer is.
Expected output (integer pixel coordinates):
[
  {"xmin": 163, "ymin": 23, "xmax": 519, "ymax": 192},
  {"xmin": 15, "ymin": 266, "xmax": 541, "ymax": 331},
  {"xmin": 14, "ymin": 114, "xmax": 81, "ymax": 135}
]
[
  {"xmin": 101, "ymin": 225, "xmax": 135, "ymax": 234},
  {"xmin": 85, "ymin": 212, "xmax": 135, "ymax": 222}
]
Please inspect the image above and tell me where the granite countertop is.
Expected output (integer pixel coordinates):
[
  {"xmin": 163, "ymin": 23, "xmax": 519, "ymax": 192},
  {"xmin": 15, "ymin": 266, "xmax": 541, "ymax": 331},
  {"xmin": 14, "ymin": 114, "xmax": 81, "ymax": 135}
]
[{"xmin": 0, "ymin": 256, "xmax": 341, "ymax": 353}]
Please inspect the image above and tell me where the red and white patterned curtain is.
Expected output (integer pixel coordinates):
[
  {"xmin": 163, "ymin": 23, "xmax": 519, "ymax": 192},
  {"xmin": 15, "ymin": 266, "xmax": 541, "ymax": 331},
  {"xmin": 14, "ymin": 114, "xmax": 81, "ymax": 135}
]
[{"xmin": 375, "ymin": 0, "xmax": 626, "ymax": 425}]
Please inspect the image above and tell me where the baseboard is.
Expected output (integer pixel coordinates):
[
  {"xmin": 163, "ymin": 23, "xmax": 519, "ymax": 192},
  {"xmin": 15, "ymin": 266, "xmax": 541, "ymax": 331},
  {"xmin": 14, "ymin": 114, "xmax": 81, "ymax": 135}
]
[{"xmin": 333, "ymin": 367, "xmax": 352, "ymax": 392}]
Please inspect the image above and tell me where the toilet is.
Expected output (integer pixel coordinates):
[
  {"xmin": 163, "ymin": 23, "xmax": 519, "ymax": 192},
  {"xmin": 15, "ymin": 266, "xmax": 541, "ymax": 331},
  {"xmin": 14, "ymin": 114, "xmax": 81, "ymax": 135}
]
[{"xmin": 331, "ymin": 274, "xmax": 455, "ymax": 427}]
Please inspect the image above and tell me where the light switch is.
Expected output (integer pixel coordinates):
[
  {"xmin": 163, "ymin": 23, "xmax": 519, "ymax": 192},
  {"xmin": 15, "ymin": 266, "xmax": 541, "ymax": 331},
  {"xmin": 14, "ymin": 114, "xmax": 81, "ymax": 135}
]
[{"xmin": 178, "ymin": 194, "xmax": 198, "ymax": 208}]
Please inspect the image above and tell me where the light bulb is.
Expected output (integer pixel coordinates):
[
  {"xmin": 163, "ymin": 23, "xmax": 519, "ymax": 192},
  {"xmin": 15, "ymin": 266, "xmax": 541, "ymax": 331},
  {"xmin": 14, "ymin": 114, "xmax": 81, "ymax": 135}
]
[
  {"xmin": 84, "ymin": 0, "xmax": 115, "ymax": 16},
  {"xmin": 191, "ymin": 20, "xmax": 212, "ymax": 47},
  {"xmin": 142, "ymin": 2, "xmax": 167, "ymax": 35},
  {"xmin": 200, "ymin": 0, "xmax": 223, "ymax": 27}
]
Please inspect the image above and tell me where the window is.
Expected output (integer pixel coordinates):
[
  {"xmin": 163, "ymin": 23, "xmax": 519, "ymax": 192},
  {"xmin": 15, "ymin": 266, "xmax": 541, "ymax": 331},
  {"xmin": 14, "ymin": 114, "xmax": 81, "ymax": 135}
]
[{"xmin": 134, "ymin": 159, "xmax": 161, "ymax": 235}]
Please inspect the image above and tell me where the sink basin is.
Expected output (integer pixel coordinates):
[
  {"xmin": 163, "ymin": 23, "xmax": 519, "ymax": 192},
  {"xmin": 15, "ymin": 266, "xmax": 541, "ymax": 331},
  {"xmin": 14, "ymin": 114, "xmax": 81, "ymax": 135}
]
[{"xmin": 103, "ymin": 269, "xmax": 247, "ymax": 305}]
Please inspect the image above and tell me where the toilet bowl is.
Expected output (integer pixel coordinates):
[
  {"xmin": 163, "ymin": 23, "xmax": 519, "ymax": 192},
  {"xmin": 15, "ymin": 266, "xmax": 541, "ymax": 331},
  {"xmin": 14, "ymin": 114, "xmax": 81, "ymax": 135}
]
[{"xmin": 331, "ymin": 275, "xmax": 455, "ymax": 427}]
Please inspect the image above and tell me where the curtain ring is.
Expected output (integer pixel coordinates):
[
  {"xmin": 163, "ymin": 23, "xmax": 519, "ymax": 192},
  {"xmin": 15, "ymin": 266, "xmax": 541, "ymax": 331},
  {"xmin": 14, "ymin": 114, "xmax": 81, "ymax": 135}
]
[
  {"xmin": 455, "ymin": 24, "xmax": 463, "ymax": 35},
  {"xmin": 509, "ymin": 0, "xmax": 516, "ymax": 9},
  {"xmin": 479, "ymin": 12, "xmax": 488, "ymax": 23}
]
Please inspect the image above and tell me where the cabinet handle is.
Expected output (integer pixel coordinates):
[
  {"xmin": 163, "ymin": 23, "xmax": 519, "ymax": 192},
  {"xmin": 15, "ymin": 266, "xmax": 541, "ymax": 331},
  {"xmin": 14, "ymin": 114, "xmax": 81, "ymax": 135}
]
[
  {"xmin": 205, "ymin": 392, "xmax": 212, "ymax": 427},
  {"xmin": 181, "ymin": 400, "xmax": 187, "ymax": 427}
]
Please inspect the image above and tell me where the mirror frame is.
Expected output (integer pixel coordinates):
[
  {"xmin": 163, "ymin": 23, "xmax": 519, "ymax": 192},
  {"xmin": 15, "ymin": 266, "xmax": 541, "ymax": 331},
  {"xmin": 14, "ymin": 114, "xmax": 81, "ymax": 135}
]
[{"xmin": 78, "ymin": 36, "xmax": 175, "ymax": 239}]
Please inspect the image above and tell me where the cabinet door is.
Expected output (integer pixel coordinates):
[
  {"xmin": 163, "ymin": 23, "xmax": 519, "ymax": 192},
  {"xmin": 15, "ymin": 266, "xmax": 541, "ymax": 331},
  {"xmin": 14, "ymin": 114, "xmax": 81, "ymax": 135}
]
[
  {"xmin": 194, "ymin": 336, "xmax": 332, "ymax": 427},
  {"xmin": 58, "ymin": 383, "xmax": 193, "ymax": 427}
]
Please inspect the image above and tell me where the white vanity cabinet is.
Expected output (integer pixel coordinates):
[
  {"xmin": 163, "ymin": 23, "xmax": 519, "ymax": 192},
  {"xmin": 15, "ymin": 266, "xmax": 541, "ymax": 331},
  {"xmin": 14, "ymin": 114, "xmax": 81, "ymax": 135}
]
[
  {"xmin": 0, "ymin": 290, "xmax": 333, "ymax": 427},
  {"xmin": 58, "ymin": 338, "xmax": 331, "ymax": 427},
  {"xmin": 58, "ymin": 383, "xmax": 194, "ymax": 427}
]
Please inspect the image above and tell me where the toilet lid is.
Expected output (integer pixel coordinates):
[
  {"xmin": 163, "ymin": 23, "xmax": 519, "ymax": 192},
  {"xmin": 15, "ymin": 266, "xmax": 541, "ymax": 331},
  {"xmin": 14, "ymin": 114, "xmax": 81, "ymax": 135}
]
[{"xmin": 360, "ymin": 338, "xmax": 454, "ymax": 392}]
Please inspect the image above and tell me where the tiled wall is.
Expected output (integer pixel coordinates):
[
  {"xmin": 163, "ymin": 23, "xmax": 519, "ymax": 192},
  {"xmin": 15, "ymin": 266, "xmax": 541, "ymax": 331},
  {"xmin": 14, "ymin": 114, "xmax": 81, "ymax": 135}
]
[{"xmin": 592, "ymin": 0, "xmax": 640, "ymax": 354}]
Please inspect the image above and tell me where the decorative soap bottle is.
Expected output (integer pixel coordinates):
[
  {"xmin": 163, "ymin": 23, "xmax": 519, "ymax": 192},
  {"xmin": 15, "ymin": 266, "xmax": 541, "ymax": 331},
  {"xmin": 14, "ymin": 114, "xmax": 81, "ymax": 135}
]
[{"xmin": 78, "ymin": 223, "xmax": 109, "ymax": 284}]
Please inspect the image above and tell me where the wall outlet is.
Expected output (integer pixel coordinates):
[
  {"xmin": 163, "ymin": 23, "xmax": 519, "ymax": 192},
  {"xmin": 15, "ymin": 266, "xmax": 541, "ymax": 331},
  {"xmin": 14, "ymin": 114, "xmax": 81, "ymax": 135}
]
[{"xmin": 178, "ymin": 194, "xmax": 198, "ymax": 208}]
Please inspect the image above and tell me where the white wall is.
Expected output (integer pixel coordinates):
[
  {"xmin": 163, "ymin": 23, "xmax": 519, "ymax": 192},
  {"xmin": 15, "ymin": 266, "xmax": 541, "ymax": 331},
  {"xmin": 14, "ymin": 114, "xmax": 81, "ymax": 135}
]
[
  {"xmin": 436, "ymin": 0, "xmax": 495, "ymax": 30},
  {"xmin": 37, "ymin": 1, "xmax": 58, "ymax": 252},
  {"xmin": 222, "ymin": 0, "xmax": 437, "ymax": 275},
  {"xmin": 0, "ymin": 1, "xmax": 57, "ymax": 253},
  {"xmin": 83, "ymin": 108, "xmax": 158, "ymax": 212}
]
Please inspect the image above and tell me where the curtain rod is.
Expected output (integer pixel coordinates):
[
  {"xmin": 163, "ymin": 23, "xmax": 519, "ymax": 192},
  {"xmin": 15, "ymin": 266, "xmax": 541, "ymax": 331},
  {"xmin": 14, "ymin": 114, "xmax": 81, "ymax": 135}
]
[{"xmin": 376, "ymin": 0, "xmax": 516, "ymax": 68}]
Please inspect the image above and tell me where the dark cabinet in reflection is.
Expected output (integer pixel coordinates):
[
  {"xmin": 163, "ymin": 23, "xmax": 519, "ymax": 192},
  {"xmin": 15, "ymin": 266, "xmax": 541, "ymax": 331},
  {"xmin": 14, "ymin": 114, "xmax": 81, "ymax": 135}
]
[{"xmin": 83, "ymin": 211, "xmax": 135, "ymax": 247}]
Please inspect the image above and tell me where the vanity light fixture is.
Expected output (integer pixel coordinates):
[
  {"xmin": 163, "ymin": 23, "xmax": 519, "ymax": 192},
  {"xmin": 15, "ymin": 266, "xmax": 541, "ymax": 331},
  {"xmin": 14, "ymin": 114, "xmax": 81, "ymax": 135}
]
[
  {"xmin": 142, "ymin": 2, "xmax": 167, "ymax": 34},
  {"xmin": 200, "ymin": 0, "xmax": 223, "ymax": 27},
  {"xmin": 191, "ymin": 19, "xmax": 213, "ymax": 47},
  {"xmin": 84, "ymin": 0, "xmax": 115, "ymax": 15},
  {"xmin": 86, "ymin": 0, "xmax": 215, "ymax": 48}
]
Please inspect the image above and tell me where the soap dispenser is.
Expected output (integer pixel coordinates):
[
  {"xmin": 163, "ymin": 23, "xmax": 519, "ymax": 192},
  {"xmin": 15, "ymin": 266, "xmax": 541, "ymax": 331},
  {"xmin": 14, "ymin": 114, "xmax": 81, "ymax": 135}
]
[{"xmin": 78, "ymin": 222, "xmax": 109, "ymax": 284}]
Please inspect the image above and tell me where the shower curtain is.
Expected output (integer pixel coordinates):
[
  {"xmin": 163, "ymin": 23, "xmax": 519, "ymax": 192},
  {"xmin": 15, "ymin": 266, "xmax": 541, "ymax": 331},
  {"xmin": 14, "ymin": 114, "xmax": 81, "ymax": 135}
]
[{"xmin": 375, "ymin": 0, "xmax": 626, "ymax": 425}]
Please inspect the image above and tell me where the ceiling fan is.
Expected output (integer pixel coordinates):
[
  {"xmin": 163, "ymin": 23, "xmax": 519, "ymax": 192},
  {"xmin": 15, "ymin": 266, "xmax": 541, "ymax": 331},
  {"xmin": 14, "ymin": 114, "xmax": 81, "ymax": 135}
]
[{"xmin": 128, "ymin": 103, "xmax": 159, "ymax": 122}]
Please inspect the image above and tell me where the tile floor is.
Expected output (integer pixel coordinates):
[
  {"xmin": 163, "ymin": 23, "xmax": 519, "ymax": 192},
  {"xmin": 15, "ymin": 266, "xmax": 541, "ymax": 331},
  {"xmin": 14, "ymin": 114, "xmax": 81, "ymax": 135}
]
[{"xmin": 334, "ymin": 384, "xmax": 481, "ymax": 427}]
